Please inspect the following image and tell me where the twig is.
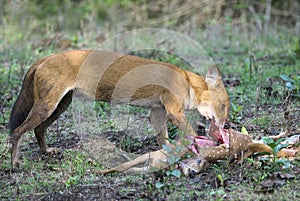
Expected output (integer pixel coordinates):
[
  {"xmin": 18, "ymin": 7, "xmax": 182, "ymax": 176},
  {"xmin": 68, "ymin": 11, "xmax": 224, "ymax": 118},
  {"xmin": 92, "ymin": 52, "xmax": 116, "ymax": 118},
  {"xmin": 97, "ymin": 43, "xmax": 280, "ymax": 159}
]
[
  {"xmin": 268, "ymin": 131, "xmax": 287, "ymax": 140},
  {"xmin": 121, "ymin": 152, "xmax": 133, "ymax": 161},
  {"xmin": 264, "ymin": 0, "xmax": 272, "ymax": 31},
  {"xmin": 248, "ymin": 5, "xmax": 262, "ymax": 30},
  {"xmin": 268, "ymin": 129, "xmax": 300, "ymax": 140},
  {"xmin": 249, "ymin": 53, "xmax": 257, "ymax": 80},
  {"xmin": 255, "ymin": 75, "xmax": 261, "ymax": 112}
]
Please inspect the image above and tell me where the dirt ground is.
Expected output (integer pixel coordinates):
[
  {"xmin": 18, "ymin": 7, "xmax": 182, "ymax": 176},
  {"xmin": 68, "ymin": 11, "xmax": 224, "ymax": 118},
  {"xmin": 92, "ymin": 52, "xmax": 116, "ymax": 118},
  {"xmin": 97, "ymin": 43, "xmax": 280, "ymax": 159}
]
[{"xmin": 1, "ymin": 123, "xmax": 299, "ymax": 200}]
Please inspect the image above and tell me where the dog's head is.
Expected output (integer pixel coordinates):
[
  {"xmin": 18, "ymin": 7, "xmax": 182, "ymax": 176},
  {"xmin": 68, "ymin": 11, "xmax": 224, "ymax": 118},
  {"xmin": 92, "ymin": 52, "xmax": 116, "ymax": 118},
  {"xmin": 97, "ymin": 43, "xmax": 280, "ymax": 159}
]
[{"xmin": 197, "ymin": 66, "xmax": 229, "ymax": 131}]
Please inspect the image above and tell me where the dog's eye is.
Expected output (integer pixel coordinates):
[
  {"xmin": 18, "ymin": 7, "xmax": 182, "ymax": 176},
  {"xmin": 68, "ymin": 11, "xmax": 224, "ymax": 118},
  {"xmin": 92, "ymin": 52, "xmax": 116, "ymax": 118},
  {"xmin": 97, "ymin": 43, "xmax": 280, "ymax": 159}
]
[{"xmin": 197, "ymin": 159, "xmax": 202, "ymax": 165}]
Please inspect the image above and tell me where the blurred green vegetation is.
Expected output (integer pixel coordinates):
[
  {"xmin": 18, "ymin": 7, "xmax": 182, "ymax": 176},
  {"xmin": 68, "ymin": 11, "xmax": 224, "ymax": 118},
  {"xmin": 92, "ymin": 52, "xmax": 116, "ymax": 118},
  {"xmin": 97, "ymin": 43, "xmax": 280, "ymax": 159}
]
[
  {"xmin": 0, "ymin": 0, "xmax": 299, "ymax": 200},
  {"xmin": 1, "ymin": 0, "xmax": 299, "ymax": 47}
]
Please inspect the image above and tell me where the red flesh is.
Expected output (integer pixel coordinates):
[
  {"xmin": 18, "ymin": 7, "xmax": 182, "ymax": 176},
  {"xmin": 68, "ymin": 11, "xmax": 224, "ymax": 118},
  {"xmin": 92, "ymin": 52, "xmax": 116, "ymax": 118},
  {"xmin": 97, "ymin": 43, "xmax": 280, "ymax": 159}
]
[{"xmin": 189, "ymin": 119, "xmax": 229, "ymax": 155}]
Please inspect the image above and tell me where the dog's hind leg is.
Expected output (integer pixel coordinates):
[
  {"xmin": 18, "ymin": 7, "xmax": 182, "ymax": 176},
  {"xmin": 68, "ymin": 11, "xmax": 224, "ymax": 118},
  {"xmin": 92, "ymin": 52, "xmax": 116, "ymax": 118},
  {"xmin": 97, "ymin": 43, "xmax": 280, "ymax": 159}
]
[
  {"xmin": 11, "ymin": 87, "xmax": 73, "ymax": 168},
  {"xmin": 34, "ymin": 91, "xmax": 73, "ymax": 153}
]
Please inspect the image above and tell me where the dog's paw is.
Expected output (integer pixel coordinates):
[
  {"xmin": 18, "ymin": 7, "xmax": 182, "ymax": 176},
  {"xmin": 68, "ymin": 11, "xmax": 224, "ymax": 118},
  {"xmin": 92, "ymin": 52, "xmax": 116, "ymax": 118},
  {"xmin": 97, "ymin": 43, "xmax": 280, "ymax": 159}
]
[
  {"xmin": 10, "ymin": 160, "xmax": 23, "ymax": 173},
  {"xmin": 46, "ymin": 147, "xmax": 61, "ymax": 155}
]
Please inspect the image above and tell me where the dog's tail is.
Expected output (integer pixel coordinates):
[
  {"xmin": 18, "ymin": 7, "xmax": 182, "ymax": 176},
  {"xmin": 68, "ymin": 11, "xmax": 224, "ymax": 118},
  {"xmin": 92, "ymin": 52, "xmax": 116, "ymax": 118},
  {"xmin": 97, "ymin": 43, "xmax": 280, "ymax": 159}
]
[{"xmin": 8, "ymin": 57, "xmax": 46, "ymax": 135}]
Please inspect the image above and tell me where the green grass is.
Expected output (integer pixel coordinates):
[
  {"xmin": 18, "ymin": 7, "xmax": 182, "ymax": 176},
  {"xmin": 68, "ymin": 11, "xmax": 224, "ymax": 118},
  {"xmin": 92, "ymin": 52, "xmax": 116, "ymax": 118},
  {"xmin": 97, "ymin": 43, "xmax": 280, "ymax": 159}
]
[{"xmin": 0, "ymin": 4, "xmax": 299, "ymax": 199}]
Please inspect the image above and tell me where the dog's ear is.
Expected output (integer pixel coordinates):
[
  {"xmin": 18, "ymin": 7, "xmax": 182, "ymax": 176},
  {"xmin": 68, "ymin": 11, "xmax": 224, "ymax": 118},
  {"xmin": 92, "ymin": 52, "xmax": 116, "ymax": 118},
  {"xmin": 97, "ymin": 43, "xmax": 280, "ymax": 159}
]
[{"xmin": 205, "ymin": 66, "xmax": 221, "ymax": 86}]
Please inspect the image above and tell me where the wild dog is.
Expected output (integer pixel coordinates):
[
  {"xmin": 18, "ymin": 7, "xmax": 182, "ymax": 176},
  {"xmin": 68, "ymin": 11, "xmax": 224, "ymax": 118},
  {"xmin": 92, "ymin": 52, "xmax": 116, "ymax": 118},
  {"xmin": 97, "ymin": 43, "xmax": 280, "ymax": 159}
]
[{"xmin": 9, "ymin": 50, "xmax": 229, "ymax": 168}]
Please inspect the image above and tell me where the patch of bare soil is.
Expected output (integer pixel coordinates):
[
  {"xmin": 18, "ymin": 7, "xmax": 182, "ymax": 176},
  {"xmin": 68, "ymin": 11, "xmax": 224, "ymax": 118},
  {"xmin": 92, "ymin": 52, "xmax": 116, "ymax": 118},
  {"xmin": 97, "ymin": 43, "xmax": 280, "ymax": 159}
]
[{"xmin": 102, "ymin": 131, "xmax": 160, "ymax": 154}]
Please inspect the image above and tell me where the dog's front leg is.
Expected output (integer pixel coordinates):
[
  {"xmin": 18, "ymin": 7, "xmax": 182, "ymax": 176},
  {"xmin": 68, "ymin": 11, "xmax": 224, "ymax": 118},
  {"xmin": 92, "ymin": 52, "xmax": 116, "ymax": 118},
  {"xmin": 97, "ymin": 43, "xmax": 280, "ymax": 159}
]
[
  {"xmin": 158, "ymin": 92, "xmax": 197, "ymax": 159},
  {"xmin": 160, "ymin": 92, "xmax": 197, "ymax": 138}
]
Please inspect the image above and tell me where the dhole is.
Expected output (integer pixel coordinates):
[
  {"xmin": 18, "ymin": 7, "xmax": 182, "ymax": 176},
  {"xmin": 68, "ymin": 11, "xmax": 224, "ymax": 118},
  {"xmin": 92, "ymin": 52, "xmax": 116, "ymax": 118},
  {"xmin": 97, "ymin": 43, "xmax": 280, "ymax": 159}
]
[{"xmin": 9, "ymin": 50, "xmax": 229, "ymax": 168}]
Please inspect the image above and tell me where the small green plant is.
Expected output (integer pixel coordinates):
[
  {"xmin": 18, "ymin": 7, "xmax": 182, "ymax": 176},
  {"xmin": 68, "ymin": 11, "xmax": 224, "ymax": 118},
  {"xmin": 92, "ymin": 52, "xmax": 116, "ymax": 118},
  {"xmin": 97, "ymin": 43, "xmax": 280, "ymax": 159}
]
[
  {"xmin": 241, "ymin": 126, "xmax": 249, "ymax": 134},
  {"xmin": 167, "ymin": 122, "xmax": 179, "ymax": 140},
  {"xmin": 94, "ymin": 101, "xmax": 111, "ymax": 118},
  {"xmin": 292, "ymin": 36, "xmax": 300, "ymax": 55},
  {"xmin": 217, "ymin": 174, "xmax": 225, "ymax": 186},
  {"xmin": 260, "ymin": 137, "xmax": 291, "ymax": 171},
  {"xmin": 155, "ymin": 181, "xmax": 165, "ymax": 189},
  {"xmin": 65, "ymin": 175, "xmax": 81, "ymax": 188},
  {"xmin": 155, "ymin": 143, "xmax": 182, "ymax": 189},
  {"xmin": 280, "ymin": 74, "xmax": 300, "ymax": 96},
  {"xmin": 252, "ymin": 170, "xmax": 269, "ymax": 184},
  {"xmin": 251, "ymin": 116, "xmax": 272, "ymax": 129},
  {"xmin": 209, "ymin": 188, "xmax": 225, "ymax": 201},
  {"xmin": 154, "ymin": 128, "xmax": 191, "ymax": 189},
  {"xmin": 162, "ymin": 144, "xmax": 182, "ymax": 178},
  {"xmin": 63, "ymin": 151, "xmax": 94, "ymax": 188},
  {"xmin": 119, "ymin": 135, "xmax": 141, "ymax": 152},
  {"xmin": 229, "ymin": 102, "xmax": 243, "ymax": 123}
]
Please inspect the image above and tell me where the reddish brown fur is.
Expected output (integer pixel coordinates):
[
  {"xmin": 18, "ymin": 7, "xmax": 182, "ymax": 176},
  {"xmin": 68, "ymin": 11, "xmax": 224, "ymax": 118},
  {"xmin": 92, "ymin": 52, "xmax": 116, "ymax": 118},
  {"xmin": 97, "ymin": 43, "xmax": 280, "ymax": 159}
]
[
  {"xmin": 9, "ymin": 57, "xmax": 48, "ymax": 135},
  {"xmin": 9, "ymin": 50, "xmax": 229, "ymax": 168}
]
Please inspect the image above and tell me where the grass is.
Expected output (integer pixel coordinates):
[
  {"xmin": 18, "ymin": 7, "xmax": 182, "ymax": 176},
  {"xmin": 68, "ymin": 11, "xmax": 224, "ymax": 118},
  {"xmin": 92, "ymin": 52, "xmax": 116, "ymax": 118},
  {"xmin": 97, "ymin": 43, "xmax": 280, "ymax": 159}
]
[{"xmin": 0, "ymin": 5, "xmax": 299, "ymax": 200}]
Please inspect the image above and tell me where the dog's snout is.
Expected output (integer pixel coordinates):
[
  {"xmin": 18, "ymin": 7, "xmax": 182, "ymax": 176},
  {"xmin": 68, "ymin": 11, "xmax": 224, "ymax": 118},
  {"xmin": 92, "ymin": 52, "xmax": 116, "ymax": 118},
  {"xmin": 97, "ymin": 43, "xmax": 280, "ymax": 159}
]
[{"xmin": 223, "ymin": 122, "xmax": 231, "ymax": 129}]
